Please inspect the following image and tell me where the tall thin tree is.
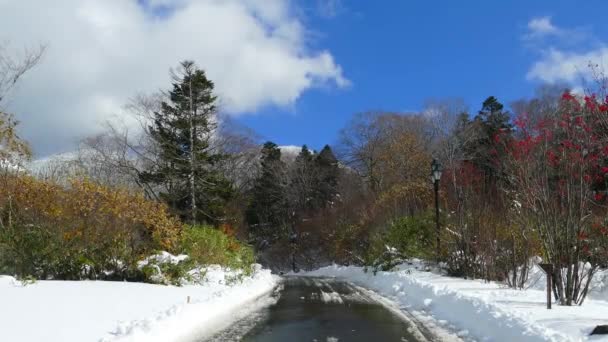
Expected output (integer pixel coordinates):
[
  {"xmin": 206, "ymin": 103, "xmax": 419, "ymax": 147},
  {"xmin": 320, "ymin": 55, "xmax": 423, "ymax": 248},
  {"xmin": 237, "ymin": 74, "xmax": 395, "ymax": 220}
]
[{"xmin": 140, "ymin": 61, "xmax": 233, "ymax": 224}]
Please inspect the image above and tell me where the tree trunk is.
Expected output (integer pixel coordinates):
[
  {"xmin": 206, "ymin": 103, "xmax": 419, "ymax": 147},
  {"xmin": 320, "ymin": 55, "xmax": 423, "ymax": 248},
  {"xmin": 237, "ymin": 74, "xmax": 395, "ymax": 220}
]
[{"xmin": 189, "ymin": 75, "xmax": 197, "ymax": 225}]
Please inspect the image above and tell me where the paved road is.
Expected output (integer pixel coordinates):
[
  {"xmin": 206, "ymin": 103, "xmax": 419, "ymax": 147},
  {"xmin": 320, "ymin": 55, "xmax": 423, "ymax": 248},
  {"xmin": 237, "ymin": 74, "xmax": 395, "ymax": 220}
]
[{"xmin": 204, "ymin": 276, "xmax": 439, "ymax": 342}]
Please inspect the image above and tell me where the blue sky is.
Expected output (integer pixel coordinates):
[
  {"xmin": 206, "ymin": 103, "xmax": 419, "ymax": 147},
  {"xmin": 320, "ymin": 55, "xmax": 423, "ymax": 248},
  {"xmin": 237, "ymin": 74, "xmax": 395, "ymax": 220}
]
[{"xmin": 236, "ymin": 0, "xmax": 608, "ymax": 151}]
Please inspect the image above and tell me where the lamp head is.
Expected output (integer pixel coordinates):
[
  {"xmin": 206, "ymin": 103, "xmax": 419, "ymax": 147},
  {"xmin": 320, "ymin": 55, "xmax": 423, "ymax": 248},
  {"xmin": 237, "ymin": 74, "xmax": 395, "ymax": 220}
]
[{"xmin": 431, "ymin": 159, "xmax": 442, "ymax": 182}]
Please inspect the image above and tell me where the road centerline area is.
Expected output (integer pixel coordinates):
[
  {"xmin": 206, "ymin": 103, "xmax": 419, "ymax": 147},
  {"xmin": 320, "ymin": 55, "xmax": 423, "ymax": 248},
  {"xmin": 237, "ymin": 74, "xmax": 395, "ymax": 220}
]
[{"xmin": 203, "ymin": 276, "xmax": 457, "ymax": 342}]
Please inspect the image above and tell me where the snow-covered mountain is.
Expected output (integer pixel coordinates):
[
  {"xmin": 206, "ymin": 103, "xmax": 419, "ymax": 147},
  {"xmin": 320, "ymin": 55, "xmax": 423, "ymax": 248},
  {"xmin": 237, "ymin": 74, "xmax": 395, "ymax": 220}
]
[
  {"xmin": 27, "ymin": 151, "xmax": 79, "ymax": 173},
  {"xmin": 30, "ymin": 144, "xmax": 309, "ymax": 172},
  {"xmin": 278, "ymin": 145, "xmax": 306, "ymax": 163}
]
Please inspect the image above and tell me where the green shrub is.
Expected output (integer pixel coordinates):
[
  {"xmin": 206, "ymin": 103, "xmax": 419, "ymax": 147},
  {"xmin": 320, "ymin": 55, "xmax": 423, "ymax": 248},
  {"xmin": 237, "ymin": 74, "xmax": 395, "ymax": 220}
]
[
  {"xmin": 385, "ymin": 212, "xmax": 434, "ymax": 259},
  {"xmin": 180, "ymin": 225, "xmax": 255, "ymax": 274},
  {"xmin": 364, "ymin": 212, "xmax": 435, "ymax": 273},
  {"xmin": 331, "ymin": 222, "xmax": 370, "ymax": 265},
  {"xmin": 140, "ymin": 258, "xmax": 195, "ymax": 286}
]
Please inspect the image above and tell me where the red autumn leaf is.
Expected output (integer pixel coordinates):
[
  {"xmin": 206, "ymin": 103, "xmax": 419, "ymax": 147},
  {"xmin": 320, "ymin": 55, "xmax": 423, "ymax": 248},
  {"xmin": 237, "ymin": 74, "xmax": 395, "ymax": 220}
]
[
  {"xmin": 562, "ymin": 92, "xmax": 576, "ymax": 101},
  {"xmin": 578, "ymin": 231, "xmax": 589, "ymax": 240}
]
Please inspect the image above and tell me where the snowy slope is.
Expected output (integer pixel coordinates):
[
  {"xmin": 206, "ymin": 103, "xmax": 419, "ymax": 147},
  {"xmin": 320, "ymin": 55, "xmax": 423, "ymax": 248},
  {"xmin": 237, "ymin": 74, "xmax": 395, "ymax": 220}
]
[
  {"xmin": 0, "ymin": 265, "xmax": 278, "ymax": 342},
  {"xmin": 279, "ymin": 145, "xmax": 305, "ymax": 163},
  {"xmin": 305, "ymin": 262, "xmax": 608, "ymax": 342},
  {"xmin": 27, "ymin": 150, "xmax": 79, "ymax": 171}
]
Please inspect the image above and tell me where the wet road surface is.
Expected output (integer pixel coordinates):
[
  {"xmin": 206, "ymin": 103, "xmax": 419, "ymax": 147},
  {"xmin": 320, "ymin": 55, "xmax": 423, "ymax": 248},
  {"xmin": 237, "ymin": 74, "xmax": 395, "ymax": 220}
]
[{"xmin": 203, "ymin": 276, "xmax": 436, "ymax": 342}]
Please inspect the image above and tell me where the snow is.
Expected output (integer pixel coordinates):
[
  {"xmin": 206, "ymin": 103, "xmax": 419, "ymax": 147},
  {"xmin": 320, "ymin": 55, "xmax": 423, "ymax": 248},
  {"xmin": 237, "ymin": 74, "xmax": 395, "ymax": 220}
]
[
  {"xmin": 320, "ymin": 290, "xmax": 344, "ymax": 304},
  {"xmin": 305, "ymin": 261, "xmax": 608, "ymax": 342},
  {"xmin": 137, "ymin": 251, "xmax": 190, "ymax": 267},
  {"xmin": 278, "ymin": 145, "xmax": 311, "ymax": 163},
  {"xmin": 0, "ymin": 265, "xmax": 279, "ymax": 342},
  {"xmin": 524, "ymin": 263, "xmax": 608, "ymax": 302},
  {"xmin": 278, "ymin": 145, "xmax": 303, "ymax": 156},
  {"xmin": 136, "ymin": 252, "xmax": 192, "ymax": 284},
  {"xmin": 27, "ymin": 150, "xmax": 79, "ymax": 172}
]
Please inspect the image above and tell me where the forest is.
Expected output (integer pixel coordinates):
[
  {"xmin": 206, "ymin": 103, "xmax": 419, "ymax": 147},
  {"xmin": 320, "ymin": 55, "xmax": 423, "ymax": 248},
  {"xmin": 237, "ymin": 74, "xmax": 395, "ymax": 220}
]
[{"xmin": 2, "ymin": 55, "xmax": 608, "ymax": 307}]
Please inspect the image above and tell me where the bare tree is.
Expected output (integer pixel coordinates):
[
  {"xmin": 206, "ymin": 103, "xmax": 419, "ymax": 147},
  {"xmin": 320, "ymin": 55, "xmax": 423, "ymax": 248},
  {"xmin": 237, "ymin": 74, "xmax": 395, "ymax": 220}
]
[
  {"xmin": 213, "ymin": 116, "xmax": 262, "ymax": 194},
  {"xmin": 510, "ymin": 84, "xmax": 566, "ymax": 131},
  {"xmin": 0, "ymin": 42, "xmax": 45, "ymax": 170},
  {"xmin": 424, "ymin": 98, "xmax": 468, "ymax": 141},
  {"xmin": 338, "ymin": 112, "xmax": 387, "ymax": 193},
  {"xmin": 339, "ymin": 111, "xmax": 431, "ymax": 194},
  {"xmin": 0, "ymin": 43, "xmax": 46, "ymax": 105}
]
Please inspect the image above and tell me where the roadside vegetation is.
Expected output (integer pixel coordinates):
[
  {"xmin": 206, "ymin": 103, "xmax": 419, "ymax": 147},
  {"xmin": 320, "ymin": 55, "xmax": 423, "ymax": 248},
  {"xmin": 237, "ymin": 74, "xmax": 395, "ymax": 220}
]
[
  {"xmin": 0, "ymin": 52, "xmax": 256, "ymax": 285},
  {"xmin": 0, "ymin": 44, "xmax": 606, "ymax": 305}
]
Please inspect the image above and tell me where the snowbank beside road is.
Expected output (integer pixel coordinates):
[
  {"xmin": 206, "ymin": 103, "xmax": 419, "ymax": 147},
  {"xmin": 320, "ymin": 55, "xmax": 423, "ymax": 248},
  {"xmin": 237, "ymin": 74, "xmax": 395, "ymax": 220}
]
[
  {"xmin": 0, "ymin": 265, "xmax": 279, "ymax": 342},
  {"xmin": 305, "ymin": 262, "xmax": 608, "ymax": 342},
  {"xmin": 525, "ymin": 263, "xmax": 608, "ymax": 302}
]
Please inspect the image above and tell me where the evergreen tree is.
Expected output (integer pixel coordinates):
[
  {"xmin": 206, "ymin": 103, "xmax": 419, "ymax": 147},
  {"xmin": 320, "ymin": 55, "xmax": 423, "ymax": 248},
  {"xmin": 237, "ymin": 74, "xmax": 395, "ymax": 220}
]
[
  {"xmin": 313, "ymin": 145, "xmax": 340, "ymax": 208},
  {"xmin": 467, "ymin": 96, "xmax": 513, "ymax": 189},
  {"xmin": 139, "ymin": 61, "xmax": 233, "ymax": 224},
  {"xmin": 247, "ymin": 142, "xmax": 288, "ymax": 240},
  {"xmin": 295, "ymin": 145, "xmax": 314, "ymax": 164},
  {"xmin": 290, "ymin": 145, "xmax": 316, "ymax": 212},
  {"xmin": 477, "ymin": 96, "xmax": 512, "ymax": 140}
]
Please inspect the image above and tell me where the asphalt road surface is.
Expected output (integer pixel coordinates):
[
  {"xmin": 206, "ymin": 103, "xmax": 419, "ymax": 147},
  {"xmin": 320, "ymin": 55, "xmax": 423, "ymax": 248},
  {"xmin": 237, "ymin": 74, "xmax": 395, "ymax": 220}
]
[{"xmin": 204, "ymin": 276, "xmax": 439, "ymax": 342}]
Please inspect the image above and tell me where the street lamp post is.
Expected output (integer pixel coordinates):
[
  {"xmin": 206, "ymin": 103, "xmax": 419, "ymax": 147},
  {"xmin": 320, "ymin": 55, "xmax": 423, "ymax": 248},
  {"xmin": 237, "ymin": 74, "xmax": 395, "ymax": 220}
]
[
  {"xmin": 289, "ymin": 231, "xmax": 297, "ymax": 273},
  {"xmin": 431, "ymin": 159, "xmax": 442, "ymax": 263}
]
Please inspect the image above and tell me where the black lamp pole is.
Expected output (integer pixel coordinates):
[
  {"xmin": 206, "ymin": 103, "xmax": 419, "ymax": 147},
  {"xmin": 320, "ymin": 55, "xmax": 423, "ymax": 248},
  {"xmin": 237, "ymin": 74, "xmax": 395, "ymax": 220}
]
[{"xmin": 431, "ymin": 159, "xmax": 442, "ymax": 263}]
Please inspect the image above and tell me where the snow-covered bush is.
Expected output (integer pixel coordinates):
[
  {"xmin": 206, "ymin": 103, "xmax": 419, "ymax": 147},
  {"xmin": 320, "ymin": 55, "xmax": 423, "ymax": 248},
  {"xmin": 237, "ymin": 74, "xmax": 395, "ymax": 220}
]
[
  {"xmin": 138, "ymin": 252, "xmax": 193, "ymax": 285},
  {"xmin": 365, "ymin": 245, "xmax": 407, "ymax": 275},
  {"xmin": 0, "ymin": 111, "xmax": 31, "ymax": 169}
]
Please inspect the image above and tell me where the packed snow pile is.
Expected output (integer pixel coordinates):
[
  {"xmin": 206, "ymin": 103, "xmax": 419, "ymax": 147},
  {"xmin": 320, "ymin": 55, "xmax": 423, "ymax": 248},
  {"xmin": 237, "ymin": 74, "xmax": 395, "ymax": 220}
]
[
  {"xmin": 305, "ymin": 260, "xmax": 608, "ymax": 342},
  {"xmin": 0, "ymin": 264, "xmax": 279, "ymax": 342}
]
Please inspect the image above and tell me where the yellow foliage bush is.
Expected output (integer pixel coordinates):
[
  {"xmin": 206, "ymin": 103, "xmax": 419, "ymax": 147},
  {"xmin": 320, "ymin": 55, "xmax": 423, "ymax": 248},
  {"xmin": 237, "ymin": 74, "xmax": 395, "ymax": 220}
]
[{"xmin": 0, "ymin": 174, "xmax": 182, "ymax": 279}]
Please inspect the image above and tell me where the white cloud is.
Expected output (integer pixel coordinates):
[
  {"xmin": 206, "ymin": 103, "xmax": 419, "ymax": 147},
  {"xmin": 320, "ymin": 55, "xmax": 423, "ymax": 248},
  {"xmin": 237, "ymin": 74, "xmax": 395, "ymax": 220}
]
[
  {"xmin": 522, "ymin": 16, "xmax": 589, "ymax": 46},
  {"xmin": 0, "ymin": 0, "xmax": 348, "ymax": 156},
  {"xmin": 526, "ymin": 16, "xmax": 559, "ymax": 38},
  {"xmin": 524, "ymin": 16, "xmax": 605, "ymax": 86},
  {"xmin": 527, "ymin": 47, "xmax": 608, "ymax": 83}
]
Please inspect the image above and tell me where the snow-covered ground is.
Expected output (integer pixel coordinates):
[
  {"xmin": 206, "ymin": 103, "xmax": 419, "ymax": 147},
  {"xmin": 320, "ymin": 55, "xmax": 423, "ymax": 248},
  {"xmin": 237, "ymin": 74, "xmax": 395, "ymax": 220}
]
[
  {"xmin": 0, "ymin": 265, "xmax": 279, "ymax": 342},
  {"xmin": 305, "ymin": 261, "xmax": 608, "ymax": 342}
]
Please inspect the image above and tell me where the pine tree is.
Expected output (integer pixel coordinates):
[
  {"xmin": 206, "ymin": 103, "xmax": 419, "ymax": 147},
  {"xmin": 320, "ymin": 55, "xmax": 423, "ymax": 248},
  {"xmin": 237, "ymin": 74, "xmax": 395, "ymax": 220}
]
[
  {"xmin": 313, "ymin": 145, "xmax": 339, "ymax": 208},
  {"xmin": 139, "ymin": 61, "xmax": 233, "ymax": 224},
  {"xmin": 247, "ymin": 142, "xmax": 288, "ymax": 240},
  {"xmin": 290, "ymin": 145, "xmax": 316, "ymax": 212},
  {"xmin": 466, "ymin": 96, "xmax": 513, "ymax": 191},
  {"xmin": 477, "ymin": 96, "xmax": 512, "ymax": 140}
]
